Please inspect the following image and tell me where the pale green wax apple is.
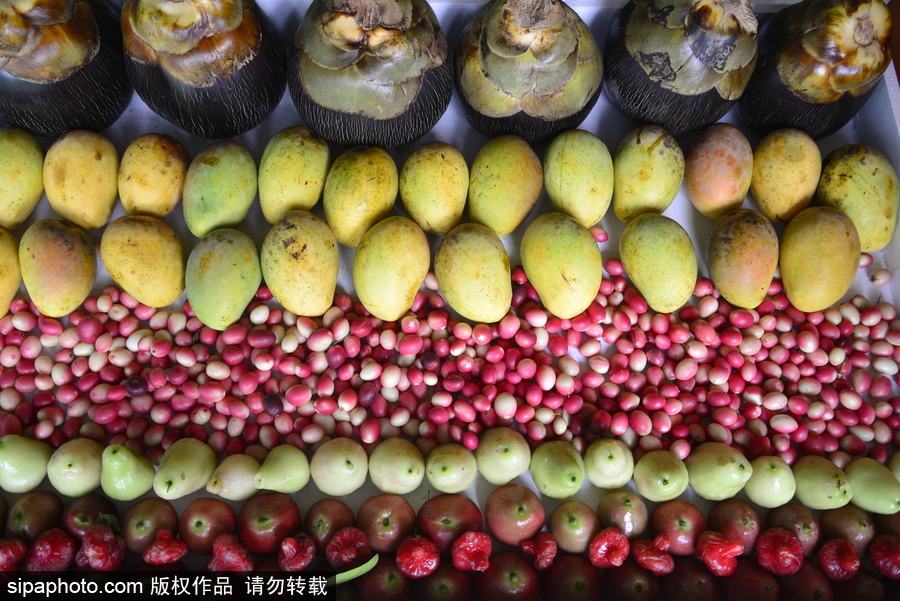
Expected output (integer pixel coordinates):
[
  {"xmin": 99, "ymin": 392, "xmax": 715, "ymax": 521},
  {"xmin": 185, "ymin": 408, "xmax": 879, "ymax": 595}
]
[
  {"xmin": 845, "ymin": 457, "xmax": 900, "ymax": 514},
  {"xmin": 254, "ymin": 444, "xmax": 310, "ymax": 493},
  {"xmin": 47, "ymin": 437, "xmax": 103, "ymax": 497},
  {"xmin": 633, "ymin": 450, "xmax": 689, "ymax": 502},
  {"xmin": 153, "ymin": 438, "xmax": 217, "ymax": 500},
  {"xmin": 475, "ymin": 427, "xmax": 531, "ymax": 486},
  {"xmin": 744, "ymin": 455, "xmax": 796, "ymax": 508},
  {"xmin": 101, "ymin": 444, "xmax": 155, "ymax": 501},
  {"xmin": 530, "ymin": 440, "xmax": 585, "ymax": 499},
  {"xmin": 0, "ymin": 434, "xmax": 52, "ymax": 493},
  {"xmin": 889, "ymin": 451, "xmax": 900, "ymax": 481},
  {"xmin": 368, "ymin": 437, "xmax": 425, "ymax": 494},
  {"xmin": 426, "ymin": 443, "xmax": 478, "ymax": 493},
  {"xmin": 584, "ymin": 438, "xmax": 634, "ymax": 489},
  {"xmin": 206, "ymin": 453, "xmax": 260, "ymax": 501},
  {"xmin": 310, "ymin": 437, "xmax": 368, "ymax": 496},
  {"xmin": 684, "ymin": 442, "xmax": 753, "ymax": 501},
  {"xmin": 792, "ymin": 455, "xmax": 853, "ymax": 510}
]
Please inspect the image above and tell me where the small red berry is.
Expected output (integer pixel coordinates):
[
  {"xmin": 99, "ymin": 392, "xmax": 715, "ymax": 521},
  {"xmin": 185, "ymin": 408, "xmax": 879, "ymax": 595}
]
[
  {"xmin": 755, "ymin": 527, "xmax": 804, "ymax": 577},
  {"xmin": 143, "ymin": 529, "xmax": 189, "ymax": 566},
  {"xmin": 632, "ymin": 534, "xmax": 675, "ymax": 576},
  {"xmin": 76, "ymin": 523, "xmax": 126, "ymax": 571},
  {"xmin": 588, "ymin": 527, "xmax": 630, "ymax": 569},
  {"xmin": 869, "ymin": 534, "xmax": 900, "ymax": 580},
  {"xmin": 396, "ymin": 535, "xmax": 440, "ymax": 579},
  {"xmin": 207, "ymin": 533, "xmax": 253, "ymax": 572},
  {"xmin": 0, "ymin": 539, "xmax": 27, "ymax": 571},
  {"xmin": 278, "ymin": 533, "xmax": 316, "ymax": 572},
  {"xmin": 22, "ymin": 528, "xmax": 77, "ymax": 571},
  {"xmin": 451, "ymin": 531, "xmax": 492, "ymax": 572},
  {"xmin": 519, "ymin": 532, "xmax": 557, "ymax": 571},
  {"xmin": 696, "ymin": 531, "xmax": 743, "ymax": 577},
  {"xmin": 326, "ymin": 527, "xmax": 372, "ymax": 572}
]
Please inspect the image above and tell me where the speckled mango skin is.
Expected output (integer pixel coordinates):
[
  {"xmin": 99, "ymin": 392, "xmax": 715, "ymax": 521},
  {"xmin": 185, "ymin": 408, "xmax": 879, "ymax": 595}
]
[
  {"xmin": 183, "ymin": 141, "xmax": 257, "ymax": 238},
  {"xmin": 814, "ymin": 144, "xmax": 899, "ymax": 252},
  {"xmin": 323, "ymin": 146, "xmax": 397, "ymax": 248},
  {"xmin": 684, "ymin": 123, "xmax": 753, "ymax": 220},
  {"xmin": 399, "ymin": 141, "xmax": 469, "ymax": 235},
  {"xmin": 613, "ymin": 125, "xmax": 684, "ymax": 223},
  {"xmin": 101, "ymin": 215, "xmax": 185, "ymax": 308},
  {"xmin": 186, "ymin": 229, "xmax": 262, "ymax": 330},
  {"xmin": 434, "ymin": 223, "xmax": 511, "ymax": 323},
  {"xmin": 521, "ymin": 212, "xmax": 602, "ymax": 319},
  {"xmin": 0, "ymin": 127, "xmax": 44, "ymax": 230},
  {"xmin": 467, "ymin": 135, "xmax": 543, "ymax": 236},
  {"xmin": 780, "ymin": 206, "xmax": 860, "ymax": 312},
  {"xmin": 0, "ymin": 228, "xmax": 21, "ymax": 314},
  {"xmin": 261, "ymin": 210, "xmax": 339, "ymax": 317},
  {"xmin": 259, "ymin": 125, "xmax": 331, "ymax": 225},
  {"xmin": 751, "ymin": 128, "xmax": 821, "ymax": 224},
  {"xmin": 543, "ymin": 129, "xmax": 613, "ymax": 228},
  {"xmin": 708, "ymin": 209, "xmax": 779, "ymax": 309},
  {"xmin": 19, "ymin": 220, "xmax": 95, "ymax": 318},
  {"xmin": 118, "ymin": 133, "xmax": 190, "ymax": 218},
  {"xmin": 619, "ymin": 213, "xmax": 697, "ymax": 313}
]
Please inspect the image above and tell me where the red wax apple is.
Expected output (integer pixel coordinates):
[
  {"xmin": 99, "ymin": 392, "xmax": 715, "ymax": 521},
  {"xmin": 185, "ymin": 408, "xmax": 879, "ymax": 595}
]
[
  {"xmin": 778, "ymin": 560, "xmax": 834, "ymax": 601},
  {"xmin": 474, "ymin": 550, "xmax": 540, "ymax": 601},
  {"xmin": 412, "ymin": 561, "xmax": 474, "ymax": 601},
  {"xmin": 237, "ymin": 492, "xmax": 302, "ymax": 556},
  {"xmin": 485, "ymin": 484, "xmax": 545, "ymax": 547},
  {"xmin": 602, "ymin": 558, "xmax": 659, "ymax": 601},
  {"xmin": 178, "ymin": 496, "xmax": 237, "ymax": 555},
  {"xmin": 660, "ymin": 556, "xmax": 720, "ymax": 601},
  {"xmin": 121, "ymin": 497, "xmax": 179, "ymax": 554},
  {"xmin": 351, "ymin": 554, "xmax": 412, "ymax": 601},
  {"xmin": 304, "ymin": 498, "xmax": 356, "ymax": 556},
  {"xmin": 765, "ymin": 503, "xmax": 821, "ymax": 557},
  {"xmin": 6, "ymin": 490, "xmax": 64, "ymax": 545},
  {"xmin": 649, "ymin": 499, "xmax": 706, "ymax": 556},
  {"xmin": 416, "ymin": 493, "xmax": 483, "ymax": 555},
  {"xmin": 707, "ymin": 498, "xmax": 762, "ymax": 555},
  {"xmin": 356, "ymin": 494, "xmax": 416, "ymax": 554},
  {"xmin": 62, "ymin": 494, "xmax": 119, "ymax": 539},
  {"xmin": 541, "ymin": 553, "xmax": 603, "ymax": 601},
  {"xmin": 720, "ymin": 557, "xmax": 780, "ymax": 601}
]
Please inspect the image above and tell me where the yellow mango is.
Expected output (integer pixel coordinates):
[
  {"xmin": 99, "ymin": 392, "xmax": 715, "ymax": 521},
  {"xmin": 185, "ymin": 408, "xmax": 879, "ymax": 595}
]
[
  {"xmin": 613, "ymin": 125, "xmax": 684, "ymax": 223},
  {"xmin": 0, "ymin": 228, "xmax": 21, "ymax": 314},
  {"xmin": 0, "ymin": 127, "xmax": 44, "ymax": 230},
  {"xmin": 751, "ymin": 129, "xmax": 821, "ymax": 224},
  {"xmin": 183, "ymin": 141, "xmax": 257, "ymax": 237},
  {"xmin": 259, "ymin": 126, "xmax": 330, "ymax": 224},
  {"xmin": 399, "ymin": 142, "xmax": 468, "ymax": 235},
  {"xmin": 19, "ymin": 220, "xmax": 95, "ymax": 317},
  {"xmin": 118, "ymin": 133, "xmax": 190, "ymax": 218},
  {"xmin": 43, "ymin": 131, "xmax": 118, "ymax": 230},
  {"xmin": 543, "ymin": 129, "xmax": 613, "ymax": 227},
  {"xmin": 708, "ymin": 209, "xmax": 779, "ymax": 309}
]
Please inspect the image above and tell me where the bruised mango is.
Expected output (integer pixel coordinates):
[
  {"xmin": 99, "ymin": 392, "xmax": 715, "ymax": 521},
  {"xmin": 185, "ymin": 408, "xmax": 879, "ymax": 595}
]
[
  {"xmin": 183, "ymin": 141, "xmax": 257, "ymax": 238},
  {"xmin": 543, "ymin": 129, "xmax": 613, "ymax": 228},
  {"xmin": 435, "ymin": 223, "xmax": 511, "ymax": 323},
  {"xmin": 684, "ymin": 123, "xmax": 753, "ymax": 220},
  {"xmin": 353, "ymin": 216, "xmax": 431, "ymax": 322},
  {"xmin": 186, "ymin": 229, "xmax": 261, "ymax": 330},
  {"xmin": 323, "ymin": 146, "xmax": 397, "ymax": 247},
  {"xmin": 399, "ymin": 142, "xmax": 468, "ymax": 235},
  {"xmin": 708, "ymin": 209, "xmax": 779, "ymax": 309},
  {"xmin": 118, "ymin": 133, "xmax": 190, "ymax": 218},
  {"xmin": 814, "ymin": 144, "xmax": 899, "ymax": 252},
  {"xmin": 613, "ymin": 125, "xmax": 684, "ymax": 223},
  {"xmin": 780, "ymin": 206, "xmax": 860, "ymax": 312},
  {"xmin": 19, "ymin": 220, "xmax": 95, "ymax": 317},
  {"xmin": 261, "ymin": 211, "xmax": 339, "ymax": 317},
  {"xmin": 43, "ymin": 131, "xmax": 118, "ymax": 230},
  {"xmin": 520, "ymin": 212, "xmax": 602, "ymax": 319},
  {"xmin": 467, "ymin": 135, "xmax": 543, "ymax": 236},
  {"xmin": 0, "ymin": 127, "xmax": 44, "ymax": 230},
  {"xmin": 100, "ymin": 215, "xmax": 185, "ymax": 308},
  {"xmin": 0, "ymin": 228, "xmax": 20, "ymax": 314},
  {"xmin": 258, "ymin": 126, "xmax": 330, "ymax": 225},
  {"xmin": 751, "ymin": 129, "xmax": 821, "ymax": 224},
  {"xmin": 619, "ymin": 214, "xmax": 697, "ymax": 313}
]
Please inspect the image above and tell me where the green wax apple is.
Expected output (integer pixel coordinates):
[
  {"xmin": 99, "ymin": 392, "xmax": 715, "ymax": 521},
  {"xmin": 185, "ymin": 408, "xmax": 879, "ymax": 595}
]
[
  {"xmin": 101, "ymin": 444, "xmax": 155, "ymax": 501},
  {"xmin": 475, "ymin": 427, "xmax": 531, "ymax": 486},
  {"xmin": 792, "ymin": 455, "xmax": 853, "ymax": 510},
  {"xmin": 206, "ymin": 453, "xmax": 260, "ymax": 501},
  {"xmin": 310, "ymin": 437, "xmax": 368, "ymax": 496},
  {"xmin": 584, "ymin": 438, "xmax": 634, "ymax": 490},
  {"xmin": 47, "ymin": 437, "xmax": 103, "ymax": 497},
  {"xmin": 153, "ymin": 438, "xmax": 217, "ymax": 500},
  {"xmin": 0, "ymin": 434, "xmax": 52, "ymax": 492},
  {"xmin": 744, "ymin": 455, "xmax": 796, "ymax": 508},
  {"xmin": 253, "ymin": 444, "xmax": 310, "ymax": 493},
  {"xmin": 683, "ymin": 442, "xmax": 753, "ymax": 501},
  {"xmin": 426, "ymin": 443, "xmax": 477, "ymax": 493},
  {"xmin": 633, "ymin": 450, "xmax": 689, "ymax": 502},
  {"xmin": 844, "ymin": 457, "xmax": 900, "ymax": 514},
  {"xmin": 368, "ymin": 437, "xmax": 425, "ymax": 494},
  {"xmin": 530, "ymin": 440, "xmax": 585, "ymax": 499}
]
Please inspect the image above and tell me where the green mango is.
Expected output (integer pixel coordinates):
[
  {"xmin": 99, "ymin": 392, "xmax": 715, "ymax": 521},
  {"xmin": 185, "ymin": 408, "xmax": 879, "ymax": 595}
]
[
  {"xmin": 845, "ymin": 457, "xmax": 900, "ymax": 515},
  {"xmin": 153, "ymin": 438, "xmax": 217, "ymax": 500},
  {"xmin": 792, "ymin": 455, "xmax": 853, "ymax": 510},
  {"xmin": 684, "ymin": 442, "xmax": 753, "ymax": 501},
  {"xmin": 183, "ymin": 141, "xmax": 257, "ymax": 237}
]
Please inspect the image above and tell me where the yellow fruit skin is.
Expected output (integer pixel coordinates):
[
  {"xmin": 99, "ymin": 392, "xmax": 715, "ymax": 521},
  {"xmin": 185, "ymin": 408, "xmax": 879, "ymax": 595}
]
[
  {"xmin": 814, "ymin": 144, "xmax": 900, "ymax": 252},
  {"xmin": 183, "ymin": 141, "xmax": 257, "ymax": 238},
  {"xmin": 435, "ymin": 223, "xmax": 511, "ymax": 323},
  {"xmin": 0, "ymin": 228, "xmax": 21, "ymax": 314},
  {"xmin": 323, "ymin": 146, "xmax": 397, "ymax": 247},
  {"xmin": 467, "ymin": 135, "xmax": 543, "ymax": 236},
  {"xmin": 0, "ymin": 127, "xmax": 44, "ymax": 230},
  {"xmin": 186, "ymin": 229, "xmax": 262, "ymax": 330},
  {"xmin": 43, "ymin": 130, "xmax": 119, "ymax": 230},
  {"xmin": 259, "ymin": 126, "xmax": 331, "ymax": 225},
  {"xmin": 118, "ymin": 133, "xmax": 190, "ymax": 218},
  {"xmin": 353, "ymin": 216, "xmax": 431, "ymax": 322},
  {"xmin": 100, "ymin": 215, "xmax": 185, "ymax": 308},
  {"xmin": 619, "ymin": 213, "xmax": 697, "ymax": 313},
  {"xmin": 684, "ymin": 123, "xmax": 753, "ymax": 220},
  {"xmin": 19, "ymin": 220, "xmax": 95, "ymax": 317},
  {"xmin": 751, "ymin": 128, "xmax": 821, "ymax": 224},
  {"xmin": 708, "ymin": 209, "xmax": 779, "ymax": 309},
  {"xmin": 520, "ymin": 212, "xmax": 602, "ymax": 319},
  {"xmin": 780, "ymin": 206, "xmax": 861, "ymax": 312},
  {"xmin": 261, "ymin": 211, "xmax": 339, "ymax": 317},
  {"xmin": 400, "ymin": 141, "xmax": 469, "ymax": 235},
  {"xmin": 543, "ymin": 129, "xmax": 613, "ymax": 227},
  {"xmin": 613, "ymin": 125, "xmax": 684, "ymax": 223}
]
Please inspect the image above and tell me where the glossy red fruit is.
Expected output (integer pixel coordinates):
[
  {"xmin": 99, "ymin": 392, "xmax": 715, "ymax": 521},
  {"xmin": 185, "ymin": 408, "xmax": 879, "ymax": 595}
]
[
  {"xmin": 143, "ymin": 528, "xmax": 188, "ymax": 565},
  {"xmin": 62, "ymin": 494, "xmax": 119, "ymax": 540},
  {"xmin": 326, "ymin": 526, "xmax": 372, "ymax": 572},
  {"xmin": 304, "ymin": 498, "xmax": 356, "ymax": 556},
  {"xmin": 541, "ymin": 553, "xmax": 603, "ymax": 601},
  {"xmin": 236, "ymin": 492, "xmax": 302, "ymax": 556},
  {"xmin": 755, "ymin": 527, "xmax": 804, "ymax": 576},
  {"xmin": 519, "ymin": 531, "xmax": 557, "ymax": 570},
  {"xmin": 278, "ymin": 533, "xmax": 316, "ymax": 572},
  {"xmin": 474, "ymin": 550, "xmax": 540, "ymax": 601},
  {"xmin": 6, "ymin": 491, "xmax": 64, "ymax": 545},
  {"xmin": 832, "ymin": 568, "xmax": 886, "ymax": 601},
  {"xmin": 660, "ymin": 556, "xmax": 720, "ymax": 601},
  {"xmin": 602, "ymin": 558, "xmax": 659, "ymax": 601},
  {"xmin": 649, "ymin": 499, "xmax": 706, "ymax": 556},
  {"xmin": 412, "ymin": 561, "xmax": 473, "ymax": 601},
  {"xmin": 631, "ymin": 534, "xmax": 674, "ymax": 576},
  {"xmin": 178, "ymin": 497, "xmax": 236, "ymax": 556},
  {"xmin": 207, "ymin": 533, "xmax": 254, "ymax": 572},
  {"xmin": 720, "ymin": 557, "xmax": 780, "ymax": 601},
  {"xmin": 0, "ymin": 538, "xmax": 27, "ymax": 571},
  {"xmin": 357, "ymin": 494, "xmax": 416, "ymax": 554},
  {"xmin": 696, "ymin": 530, "xmax": 743, "ymax": 576},
  {"xmin": 765, "ymin": 503, "xmax": 820, "ymax": 558},
  {"xmin": 778, "ymin": 559, "xmax": 833, "ymax": 601},
  {"xmin": 707, "ymin": 498, "xmax": 762, "ymax": 555},
  {"xmin": 396, "ymin": 534, "xmax": 440, "ymax": 579},
  {"xmin": 869, "ymin": 534, "xmax": 900, "ymax": 580},
  {"xmin": 451, "ymin": 531, "xmax": 492, "ymax": 572},
  {"xmin": 22, "ymin": 528, "xmax": 77, "ymax": 571},
  {"xmin": 485, "ymin": 484, "xmax": 544, "ymax": 548},
  {"xmin": 588, "ymin": 527, "xmax": 630, "ymax": 569},
  {"xmin": 351, "ymin": 554, "xmax": 412, "ymax": 601},
  {"xmin": 817, "ymin": 538, "xmax": 860, "ymax": 582},
  {"xmin": 416, "ymin": 494, "xmax": 483, "ymax": 555}
]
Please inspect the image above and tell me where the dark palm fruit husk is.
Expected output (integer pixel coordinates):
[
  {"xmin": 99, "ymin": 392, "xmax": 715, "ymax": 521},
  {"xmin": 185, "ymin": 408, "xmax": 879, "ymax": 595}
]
[
  {"xmin": 454, "ymin": 0, "xmax": 603, "ymax": 144},
  {"xmin": 737, "ymin": 0, "xmax": 892, "ymax": 140},
  {"xmin": 603, "ymin": 0, "xmax": 758, "ymax": 137},
  {"xmin": 121, "ymin": 0, "xmax": 286, "ymax": 140},
  {"xmin": 0, "ymin": 0, "xmax": 133, "ymax": 137},
  {"xmin": 289, "ymin": 0, "xmax": 452, "ymax": 150}
]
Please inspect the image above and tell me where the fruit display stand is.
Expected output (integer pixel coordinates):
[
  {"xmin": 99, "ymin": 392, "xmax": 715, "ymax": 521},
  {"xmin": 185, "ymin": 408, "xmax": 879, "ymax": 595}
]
[{"xmin": 2, "ymin": 0, "xmax": 900, "ymax": 588}]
